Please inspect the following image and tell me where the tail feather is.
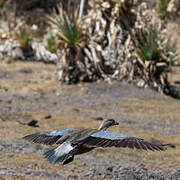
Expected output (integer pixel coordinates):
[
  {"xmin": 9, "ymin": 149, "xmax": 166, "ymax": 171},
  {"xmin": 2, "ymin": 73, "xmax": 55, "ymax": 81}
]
[
  {"xmin": 44, "ymin": 147, "xmax": 62, "ymax": 164},
  {"xmin": 43, "ymin": 147, "xmax": 73, "ymax": 164}
]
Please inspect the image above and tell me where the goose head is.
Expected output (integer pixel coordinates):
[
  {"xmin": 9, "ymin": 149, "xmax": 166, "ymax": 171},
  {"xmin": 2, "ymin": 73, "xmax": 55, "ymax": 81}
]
[{"xmin": 98, "ymin": 119, "xmax": 119, "ymax": 130}]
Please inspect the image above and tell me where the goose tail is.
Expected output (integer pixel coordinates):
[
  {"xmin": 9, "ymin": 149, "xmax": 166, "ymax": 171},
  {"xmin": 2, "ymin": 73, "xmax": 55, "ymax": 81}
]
[{"xmin": 43, "ymin": 146, "xmax": 74, "ymax": 165}]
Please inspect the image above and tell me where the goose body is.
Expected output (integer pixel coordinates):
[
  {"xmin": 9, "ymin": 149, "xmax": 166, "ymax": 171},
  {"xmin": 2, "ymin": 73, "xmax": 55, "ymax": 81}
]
[{"xmin": 23, "ymin": 119, "xmax": 174, "ymax": 165}]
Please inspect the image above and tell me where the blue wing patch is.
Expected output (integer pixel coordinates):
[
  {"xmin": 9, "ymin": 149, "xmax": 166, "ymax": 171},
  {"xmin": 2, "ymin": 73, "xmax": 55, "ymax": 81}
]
[
  {"xmin": 45, "ymin": 128, "xmax": 74, "ymax": 136},
  {"xmin": 91, "ymin": 130, "xmax": 129, "ymax": 140}
]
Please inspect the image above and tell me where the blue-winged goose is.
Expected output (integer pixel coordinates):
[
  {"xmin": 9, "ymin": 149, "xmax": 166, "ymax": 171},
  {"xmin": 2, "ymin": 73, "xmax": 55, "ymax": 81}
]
[{"xmin": 23, "ymin": 119, "xmax": 174, "ymax": 165}]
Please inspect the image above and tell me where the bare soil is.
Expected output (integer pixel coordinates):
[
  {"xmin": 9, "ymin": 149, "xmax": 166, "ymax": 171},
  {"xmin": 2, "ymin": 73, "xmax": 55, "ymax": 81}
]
[{"xmin": 0, "ymin": 61, "xmax": 180, "ymax": 180}]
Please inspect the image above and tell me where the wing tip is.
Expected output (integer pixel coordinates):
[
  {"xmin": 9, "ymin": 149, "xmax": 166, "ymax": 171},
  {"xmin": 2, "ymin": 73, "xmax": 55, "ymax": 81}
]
[
  {"xmin": 163, "ymin": 143, "xmax": 176, "ymax": 149},
  {"xmin": 22, "ymin": 133, "xmax": 38, "ymax": 141},
  {"xmin": 22, "ymin": 133, "xmax": 60, "ymax": 145}
]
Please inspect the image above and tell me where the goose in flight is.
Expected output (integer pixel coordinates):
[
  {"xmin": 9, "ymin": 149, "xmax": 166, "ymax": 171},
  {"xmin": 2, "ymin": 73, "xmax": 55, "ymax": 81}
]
[{"xmin": 23, "ymin": 119, "xmax": 174, "ymax": 165}]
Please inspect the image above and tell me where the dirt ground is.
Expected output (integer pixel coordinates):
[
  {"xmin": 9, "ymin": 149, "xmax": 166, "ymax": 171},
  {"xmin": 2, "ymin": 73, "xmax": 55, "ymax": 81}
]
[{"xmin": 0, "ymin": 61, "xmax": 180, "ymax": 179}]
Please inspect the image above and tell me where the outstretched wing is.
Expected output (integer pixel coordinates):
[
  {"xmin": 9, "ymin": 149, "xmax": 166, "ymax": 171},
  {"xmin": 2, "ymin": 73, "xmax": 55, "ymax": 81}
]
[
  {"xmin": 81, "ymin": 130, "xmax": 166, "ymax": 151},
  {"xmin": 23, "ymin": 128, "xmax": 74, "ymax": 145}
]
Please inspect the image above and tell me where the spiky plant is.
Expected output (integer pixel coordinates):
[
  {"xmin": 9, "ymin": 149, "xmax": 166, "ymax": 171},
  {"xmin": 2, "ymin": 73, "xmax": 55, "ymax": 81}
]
[
  {"xmin": 49, "ymin": 0, "xmax": 136, "ymax": 83},
  {"xmin": 56, "ymin": 15, "xmax": 81, "ymax": 47},
  {"xmin": 136, "ymin": 29, "xmax": 161, "ymax": 62},
  {"xmin": 47, "ymin": 3, "xmax": 88, "ymax": 83},
  {"xmin": 134, "ymin": 27, "xmax": 176, "ymax": 88},
  {"xmin": 47, "ymin": 5, "xmax": 81, "ymax": 47}
]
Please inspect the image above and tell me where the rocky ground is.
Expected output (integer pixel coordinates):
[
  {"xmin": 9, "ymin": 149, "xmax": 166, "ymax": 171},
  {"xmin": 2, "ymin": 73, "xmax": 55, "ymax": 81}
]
[{"xmin": 0, "ymin": 61, "xmax": 180, "ymax": 179}]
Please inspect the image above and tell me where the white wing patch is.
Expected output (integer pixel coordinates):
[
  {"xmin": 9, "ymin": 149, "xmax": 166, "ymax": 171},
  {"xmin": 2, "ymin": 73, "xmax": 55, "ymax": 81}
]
[
  {"xmin": 45, "ymin": 128, "xmax": 74, "ymax": 136},
  {"xmin": 91, "ymin": 130, "xmax": 129, "ymax": 140},
  {"xmin": 55, "ymin": 141, "xmax": 74, "ymax": 157}
]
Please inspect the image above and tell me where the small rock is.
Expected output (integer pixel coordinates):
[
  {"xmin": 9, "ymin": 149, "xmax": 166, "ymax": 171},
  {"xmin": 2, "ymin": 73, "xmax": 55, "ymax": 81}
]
[
  {"xmin": 27, "ymin": 120, "xmax": 39, "ymax": 127},
  {"xmin": 19, "ymin": 68, "xmax": 33, "ymax": 74},
  {"xmin": 6, "ymin": 100, "xmax": 12, "ymax": 104},
  {"xmin": 174, "ymin": 80, "xmax": 180, "ymax": 85},
  {"xmin": 44, "ymin": 114, "xmax": 52, "ymax": 119},
  {"xmin": 72, "ymin": 108, "xmax": 80, "ymax": 113}
]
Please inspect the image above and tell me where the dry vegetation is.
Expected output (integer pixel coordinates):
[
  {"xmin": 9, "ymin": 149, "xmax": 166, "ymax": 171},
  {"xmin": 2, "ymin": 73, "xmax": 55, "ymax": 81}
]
[{"xmin": 0, "ymin": 0, "xmax": 179, "ymax": 89}]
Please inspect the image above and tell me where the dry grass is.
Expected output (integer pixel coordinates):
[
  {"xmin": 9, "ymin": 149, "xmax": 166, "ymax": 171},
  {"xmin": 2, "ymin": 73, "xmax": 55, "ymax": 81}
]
[{"xmin": 0, "ymin": 61, "xmax": 179, "ymax": 178}]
